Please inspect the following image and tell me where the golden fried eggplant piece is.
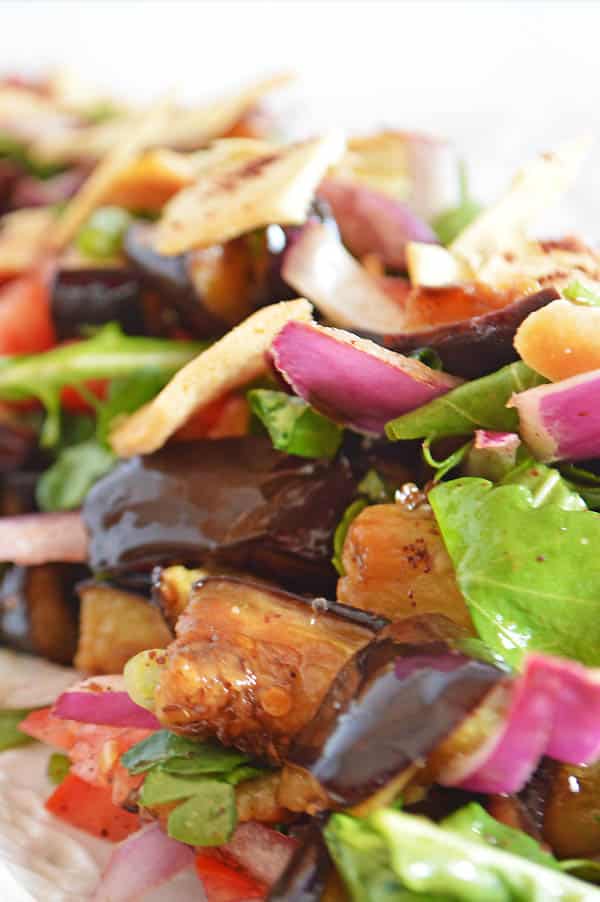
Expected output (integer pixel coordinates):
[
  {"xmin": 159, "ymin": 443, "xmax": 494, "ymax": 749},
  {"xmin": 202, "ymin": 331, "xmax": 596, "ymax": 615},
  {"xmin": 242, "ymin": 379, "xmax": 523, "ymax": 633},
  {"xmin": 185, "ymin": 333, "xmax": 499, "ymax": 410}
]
[
  {"xmin": 337, "ymin": 503, "xmax": 473, "ymax": 631},
  {"xmin": 75, "ymin": 582, "xmax": 172, "ymax": 674},
  {"xmin": 154, "ymin": 577, "xmax": 385, "ymax": 762}
]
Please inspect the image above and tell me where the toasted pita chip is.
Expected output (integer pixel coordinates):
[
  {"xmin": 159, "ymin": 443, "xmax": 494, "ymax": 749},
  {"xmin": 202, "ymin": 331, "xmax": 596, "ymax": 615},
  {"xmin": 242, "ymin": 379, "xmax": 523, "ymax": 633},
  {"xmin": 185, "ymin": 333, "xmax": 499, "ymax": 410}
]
[
  {"xmin": 0, "ymin": 208, "xmax": 56, "ymax": 278},
  {"xmin": 32, "ymin": 73, "xmax": 292, "ymax": 163},
  {"xmin": 332, "ymin": 131, "xmax": 412, "ymax": 200},
  {"xmin": 110, "ymin": 298, "xmax": 313, "ymax": 457},
  {"xmin": 47, "ymin": 99, "xmax": 173, "ymax": 251},
  {"xmin": 101, "ymin": 148, "xmax": 197, "ymax": 211},
  {"xmin": 451, "ymin": 137, "xmax": 591, "ymax": 271},
  {"xmin": 406, "ymin": 241, "xmax": 472, "ymax": 286},
  {"xmin": 154, "ymin": 132, "xmax": 345, "ymax": 255},
  {"xmin": 0, "ymin": 87, "xmax": 75, "ymax": 145}
]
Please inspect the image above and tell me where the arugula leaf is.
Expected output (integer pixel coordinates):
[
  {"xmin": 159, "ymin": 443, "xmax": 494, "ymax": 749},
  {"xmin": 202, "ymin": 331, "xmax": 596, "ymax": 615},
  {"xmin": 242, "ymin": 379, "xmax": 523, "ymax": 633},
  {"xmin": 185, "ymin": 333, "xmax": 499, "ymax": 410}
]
[
  {"xmin": 441, "ymin": 803, "xmax": 558, "ymax": 870},
  {"xmin": 0, "ymin": 708, "xmax": 36, "ymax": 752},
  {"xmin": 430, "ymin": 475, "xmax": 600, "ymax": 667},
  {"xmin": 36, "ymin": 439, "xmax": 116, "ymax": 511},
  {"xmin": 501, "ymin": 459, "xmax": 586, "ymax": 511},
  {"xmin": 408, "ymin": 347, "xmax": 443, "ymax": 370},
  {"xmin": 0, "ymin": 324, "xmax": 206, "ymax": 446},
  {"xmin": 248, "ymin": 388, "xmax": 343, "ymax": 459},
  {"xmin": 95, "ymin": 368, "xmax": 169, "ymax": 443},
  {"xmin": 561, "ymin": 463, "xmax": 600, "ymax": 511},
  {"xmin": 563, "ymin": 281, "xmax": 600, "ymax": 307},
  {"xmin": 121, "ymin": 729, "xmax": 249, "ymax": 776},
  {"xmin": 332, "ymin": 498, "xmax": 369, "ymax": 576},
  {"xmin": 432, "ymin": 161, "xmax": 483, "ymax": 247},
  {"xmin": 167, "ymin": 781, "xmax": 236, "ymax": 846},
  {"xmin": 325, "ymin": 808, "xmax": 600, "ymax": 901},
  {"xmin": 423, "ymin": 437, "xmax": 472, "ymax": 482},
  {"xmin": 386, "ymin": 362, "xmax": 546, "ymax": 443},
  {"xmin": 0, "ymin": 131, "xmax": 65, "ymax": 179}
]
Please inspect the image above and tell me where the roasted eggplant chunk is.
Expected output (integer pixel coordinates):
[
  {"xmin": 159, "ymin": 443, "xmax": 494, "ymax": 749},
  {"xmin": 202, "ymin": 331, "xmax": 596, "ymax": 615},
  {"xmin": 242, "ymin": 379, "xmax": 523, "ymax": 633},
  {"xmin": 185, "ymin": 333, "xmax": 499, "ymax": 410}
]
[
  {"xmin": 289, "ymin": 616, "xmax": 503, "ymax": 807},
  {"xmin": 51, "ymin": 267, "xmax": 145, "ymax": 339},
  {"xmin": 84, "ymin": 436, "xmax": 358, "ymax": 593},
  {"xmin": 75, "ymin": 581, "xmax": 172, "ymax": 675},
  {"xmin": 154, "ymin": 577, "xmax": 385, "ymax": 762},
  {"xmin": 541, "ymin": 760, "xmax": 600, "ymax": 858},
  {"xmin": 382, "ymin": 286, "xmax": 559, "ymax": 378},
  {"xmin": 337, "ymin": 502, "xmax": 473, "ymax": 631},
  {"xmin": 0, "ymin": 563, "xmax": 83, "ymax": 664},
  {"xmin": 268, "ymin": 824, "xmax": 334, "ymax": 902}
]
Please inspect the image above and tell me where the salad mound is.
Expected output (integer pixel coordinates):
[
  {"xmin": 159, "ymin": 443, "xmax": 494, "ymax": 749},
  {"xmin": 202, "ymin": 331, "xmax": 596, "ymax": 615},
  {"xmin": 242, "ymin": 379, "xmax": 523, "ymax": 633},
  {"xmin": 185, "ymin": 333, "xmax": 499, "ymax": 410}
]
[{"xmin": 2, "ymin": 67, "xmax": 600, "ymax": 902}]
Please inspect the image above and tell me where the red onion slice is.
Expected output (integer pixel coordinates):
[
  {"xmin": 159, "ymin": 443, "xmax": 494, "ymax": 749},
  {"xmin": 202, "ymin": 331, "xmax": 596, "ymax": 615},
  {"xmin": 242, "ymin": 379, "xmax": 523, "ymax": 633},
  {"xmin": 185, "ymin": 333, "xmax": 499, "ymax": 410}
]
[
  {"xmin": 222, "ymin": 822, "xmax": 297, "ymax": 886},
  {"xmin": 0, "ymin": 511, "xmax": 88, "ymax": 564},
  {"xmin": 54, "ymin": 689, "xmax": 160, "ymax": 730},
  {"xmin": 281, "ymin": 220, "xmax": 407, "ymax": 332},
  {"xmin": 508, "ymin": 369, "xmax": 600, "ymax": 461},
  {"xmin": 271, "ymin": 320, "xmax": 460, "ymax": 434},
  {"xmin": 444, "ymin": 653, "xmax": 600, "ymax": 794},
  {"xmin": 93, "ymin": 822, "xmax": 195, "ymax": 902},
  {"xmin": 317, "ymin": 177, "xmax": 436, "ymax": 269}
]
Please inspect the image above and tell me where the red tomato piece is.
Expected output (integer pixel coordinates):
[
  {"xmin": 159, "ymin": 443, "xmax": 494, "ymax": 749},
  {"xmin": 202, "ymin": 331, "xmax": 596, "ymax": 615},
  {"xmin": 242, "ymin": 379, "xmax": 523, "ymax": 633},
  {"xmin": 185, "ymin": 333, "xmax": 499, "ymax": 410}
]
[
  {"xmin": 60, "ymin": 378, "xmax": 108, "ymax": 413},
  {"xmin": 195, "ymin": 852, "xmax": 266, "ymax": 902},
  {"xmin": 45, "ymin": 774, "xmax": 140, "ymax": 842},
  {"xmin": 0, "ymin": 268, "xmax": 56, "ymax": 354}
]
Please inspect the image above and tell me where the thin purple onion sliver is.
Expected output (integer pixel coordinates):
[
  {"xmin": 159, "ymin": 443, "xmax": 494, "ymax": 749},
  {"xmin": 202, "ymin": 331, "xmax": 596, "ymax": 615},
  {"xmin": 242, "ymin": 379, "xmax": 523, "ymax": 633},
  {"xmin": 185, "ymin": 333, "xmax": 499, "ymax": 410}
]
[{"xmin": 54, "ymin": 690, "xmax": 160, "ymax": 730}]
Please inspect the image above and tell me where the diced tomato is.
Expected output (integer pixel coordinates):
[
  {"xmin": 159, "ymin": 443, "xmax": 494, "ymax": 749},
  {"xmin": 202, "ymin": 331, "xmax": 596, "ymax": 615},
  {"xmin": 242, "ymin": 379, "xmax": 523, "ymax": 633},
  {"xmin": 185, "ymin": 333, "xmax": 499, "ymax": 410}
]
[
  {"xmin": 20, "ymin": 707, "xmax": 149, "ymax": 803},
  {"xmin": 195, "ymin": 852, "xmax": 266, "ymax": 902},
  {"xmin": 60, "ymin": 378, "xmax": 108, "ymax": 413},
  {"xmin": 45, "ymin": 774, "xmax": 140, "ymax": 842},
  {"xmin": 174, "ymin": 394, "xmax": 249, "ymax": 442},
  {"xmin": 0, "ymin": 267, "xmax": 56, "ymax": 354}
]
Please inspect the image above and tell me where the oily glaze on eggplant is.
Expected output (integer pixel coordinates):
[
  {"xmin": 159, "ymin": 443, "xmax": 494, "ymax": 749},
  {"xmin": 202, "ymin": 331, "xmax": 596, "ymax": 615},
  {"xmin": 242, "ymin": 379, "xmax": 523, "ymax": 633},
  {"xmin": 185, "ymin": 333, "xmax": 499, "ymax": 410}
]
[
  {"xmin": 538, "ymin": 759, "xmax": 600, "ymax": 858},
  {"xmin": 50, "ymin": 267, "xmax": 145, "ymax": 339},
  {"xmin": 382, "ymin": 286, "xmax": 559, "ymax": 378},
  {"xmin": 289, "ymin": 616, "xmax": 503, "ymax": 806},
  {"xmin": 75, "ymin": 580, "xmax": 172, "ymax": 675},
  {"xmin": 154, "ymin": 576, "xmax": 386, "ymax": 762},
  {"xmin": 0, "ymin": 563, "xmax": 84, "ymax": 664},
  {"xmin": 83, "ymin": 436, "xmax": 359, "ymax": 593}
]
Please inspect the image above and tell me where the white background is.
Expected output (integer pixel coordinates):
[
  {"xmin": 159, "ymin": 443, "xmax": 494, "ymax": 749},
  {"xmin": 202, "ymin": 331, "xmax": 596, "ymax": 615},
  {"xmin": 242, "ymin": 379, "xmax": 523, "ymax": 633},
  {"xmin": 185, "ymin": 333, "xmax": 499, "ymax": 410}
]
[{"xmin": 2, "ymin": 0, "xmax": 600, "ymax": 232}]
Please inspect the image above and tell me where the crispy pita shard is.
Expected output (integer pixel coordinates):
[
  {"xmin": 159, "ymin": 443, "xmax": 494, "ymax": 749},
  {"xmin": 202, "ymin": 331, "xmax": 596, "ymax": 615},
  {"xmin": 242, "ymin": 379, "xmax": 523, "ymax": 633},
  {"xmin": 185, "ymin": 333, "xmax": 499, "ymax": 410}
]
[
  {"xmin": 0, "ymin": 208, "xmax": 55, "ymax": 278},
  {"xmin": 154, "ymin": 133, "xmax": 346, "ymax": 255},
  {"xmin": 451, "ymin": 137, "xmax": 591, "ymax": 271},
  {"xmin": 110, "ymin": 298, "xmax": 313, "ymax": 457}
]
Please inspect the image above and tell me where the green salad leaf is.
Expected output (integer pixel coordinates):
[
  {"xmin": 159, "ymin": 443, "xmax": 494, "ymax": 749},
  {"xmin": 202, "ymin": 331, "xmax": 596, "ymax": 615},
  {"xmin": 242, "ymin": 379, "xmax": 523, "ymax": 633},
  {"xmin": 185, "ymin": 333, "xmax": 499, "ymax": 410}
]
[
  {"xmin": 429, "ymin": 472, "xmax": 600, "ymax": 667},
  {"xmin": 76, "ymin": 206, "xmax": 132, "ymax": 260},
  {"xmin": 563, "ymin": 281, "xmax": 600, "ymax": 307},
  {"xmin": 332, "ymin": 468, "xmax": 397, "ymax": 575},
  {"xmin": 561, "ymin": 463, "xmax": 600, "ymax": 511},
  {"xmin": 121, "ymin": 729, "xmax": 249, "ymax": 776},
  {"xmin": 0, "ymin": 131, "xmax": 65, "ymax": 179},
  {"xmin": 325, "ymin": 807, "xmax": 600, "ymax": 901},
  {"xmin": 386, "ymin": 362, "xmax": 546, "ymax": 443},
  {"xmin": 0, "ymin": 708, "xmax": 36, "ymax": 752},
  {"xmin": 0, "ymin": 323, "xmax": 206, "ymax": 446},
  {"xmin": 248, "ymin": 388, "xmax": 343, "ymax": 459},
  {"xmin": 36, "ymin": 439, "xmax": 116, "ymax": 511},
  {"xmin": 166, "ymin": 781, "xmax": 236, "ymax": 846}
]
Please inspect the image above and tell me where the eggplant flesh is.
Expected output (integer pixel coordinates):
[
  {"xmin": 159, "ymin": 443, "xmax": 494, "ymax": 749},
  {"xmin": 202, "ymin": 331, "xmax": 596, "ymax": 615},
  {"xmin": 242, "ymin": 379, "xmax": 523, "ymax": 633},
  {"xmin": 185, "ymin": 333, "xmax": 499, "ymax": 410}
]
[
  {"xmin": 75, "ymin": 580, "xmax": 172, "ymax": 675},
  {"xmin": 0, "ymin": 563, "xmax": 84, "ymax": 664},
  {"xmin": 83, "ymin": 436, "xmax": 359, "ymax": 594},
  {"xmin": 381, "ymin": 287, "xmax": 559, "ymax": 378},
  {"xmin": 154, "ymin": 576, "xmax": 384, "ymax": 762},
  {"xmin": 50, "ymin": 267, "xmax": 145, "ymax": 339},
  {"xmin": 289, "ymin": 617, "xmax": 503, "ymax": 807}
]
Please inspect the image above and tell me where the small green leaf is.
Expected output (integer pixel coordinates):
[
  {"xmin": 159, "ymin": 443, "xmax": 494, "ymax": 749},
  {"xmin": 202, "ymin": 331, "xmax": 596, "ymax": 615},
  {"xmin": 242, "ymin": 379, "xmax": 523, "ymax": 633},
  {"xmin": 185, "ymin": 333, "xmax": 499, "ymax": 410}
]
[
  {"xmin": 407, "ymin": 347, "xmax": 443, "ymax": 370},
  {"xmin": 0, "ymin": 708, "xmax": 36, "ymax": 752},
  {"xmin": 432, "ymin": 161, "xmax": 483, "ymax": 246},
  {"xmin": 167, "ymin": 781, "xmax": 236, "ymax": 846},
  {"xmin": 563, "ymin": 280, "xmax": 600, "ymax": 307},
  {"xmin": 423, "ymin": 437, "xmax": 472, "ymax": 482},
  {"xmin": 76, "ymin": 206, "xmax": 132, "ymax": 260},
  {"xmin": 357, "ymin": 469, "xmax": 394, "ymax": 503},
  {"xmin": 386, "ymin": 361, "xmax": 546, "ymax": 443},
  {"xmin": 139, "ymin": 769, "xmax": 214, "ymax": 806},
  {"xmin": 96, "ymin": 369, "xmax": 169, "ymax": 442},
  {"xmin": 248, "ymin": 389, "xmax": 343, "ymax": 459},
  {"xmin": 121, "ymin": 729, "xmax": 250, "ymax": 776},
  {"xmin": 224, "ymin": 765, "xmax": 266, "ymax": 786},
  {"xmin": 332, "ymin": 498, "xmax": 369, "ymax": 576},
  {"xmin": 47, "ymin": 753, "xmax": 71, "ymax": 786},
  {"xmin": 36, "ymin": 439, "xmax": 116, "ymax": 511}
]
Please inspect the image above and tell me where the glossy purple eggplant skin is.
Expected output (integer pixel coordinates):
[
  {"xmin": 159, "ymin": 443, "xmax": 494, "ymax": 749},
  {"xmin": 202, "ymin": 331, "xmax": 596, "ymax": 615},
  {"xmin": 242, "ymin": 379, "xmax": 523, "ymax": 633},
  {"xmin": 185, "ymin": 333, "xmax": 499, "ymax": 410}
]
[
  {"xmin": 123, "ymin": 222, "xmax": 228, "ymax": 338},
  {"xmin": 50, "ymin": 267, "xmax": 145, "ymax": 339},
  {"xmin": 383, "ymin": 287, "xmax": 559, "ymax": 378},
  {"xmin": 83, "ymin": 436, "xmax": 358, "ymax": 593},
  {"xmin": 290, "ymin": 628, "xmax": 503, "ymax": 806}
]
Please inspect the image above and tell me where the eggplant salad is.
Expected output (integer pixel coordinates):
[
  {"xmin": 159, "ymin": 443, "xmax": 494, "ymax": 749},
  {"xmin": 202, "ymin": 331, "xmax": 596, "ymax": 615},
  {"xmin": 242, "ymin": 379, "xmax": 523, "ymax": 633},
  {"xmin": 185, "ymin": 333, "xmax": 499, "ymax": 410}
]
[{"xmin": 2, "ymin": 70, "xmax": 600, "ymax": 902}]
